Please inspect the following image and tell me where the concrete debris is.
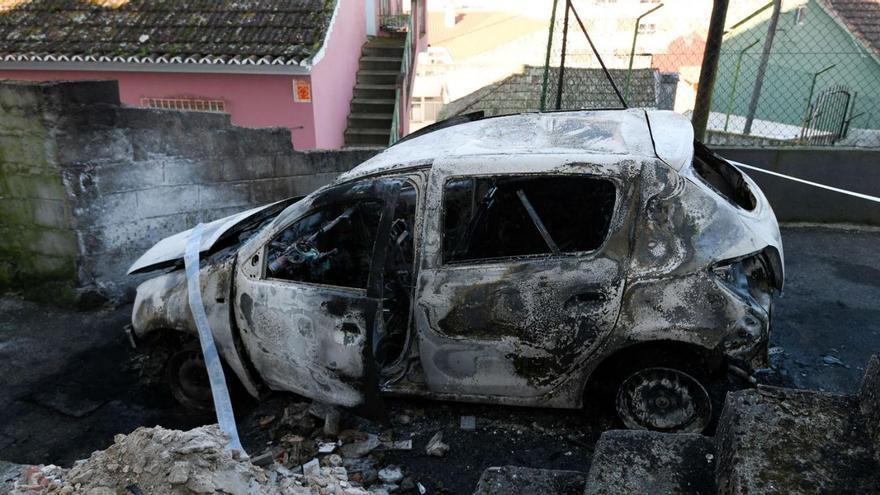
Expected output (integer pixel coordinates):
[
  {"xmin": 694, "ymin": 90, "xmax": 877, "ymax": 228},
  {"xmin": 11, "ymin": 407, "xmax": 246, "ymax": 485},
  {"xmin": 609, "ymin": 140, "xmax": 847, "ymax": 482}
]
[
  {"xmin": 339, "ymin": 433, "xmax": 381, "ymax": 458},
  {"xmin": 10, "ymin": 425, "xmax": 268, "ymax": 494},
  {"xmin": 377, "ymin": 440, "xmax": 412, "ymax": 451},
  {"xmin": 425, "ymin": 431, "xmax": 449, "ymax": 457},
  {"xmin": 317, "ymin": 442, "xmax": 338, "ymax": 454},
  {"xmin": 6, "ymin": 423, "xmax": 412, "ymax": 495},
  {"xmin": 822, "ymin": 354, "xmax": 847, "ymax": 367},
  {"xmin": 460, "ymin": 416, "xmax": 476, "ymax": 430},
  {"xmin": 377, "ymin": 466, "xmax": 403, "ymax": 484}
]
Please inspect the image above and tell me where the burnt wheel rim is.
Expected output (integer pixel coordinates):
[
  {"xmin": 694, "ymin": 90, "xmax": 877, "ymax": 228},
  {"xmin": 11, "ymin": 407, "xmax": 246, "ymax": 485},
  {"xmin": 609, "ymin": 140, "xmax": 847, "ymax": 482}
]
[{"xmin": 615, "ymin": 367, "xmax": 711, "ymax": 433}]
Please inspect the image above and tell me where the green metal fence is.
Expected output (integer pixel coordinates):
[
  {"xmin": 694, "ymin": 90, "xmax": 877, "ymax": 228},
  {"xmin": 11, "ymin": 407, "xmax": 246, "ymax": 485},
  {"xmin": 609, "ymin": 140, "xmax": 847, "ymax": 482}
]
[{"xmin": 532, "ymin": 0, "xmax": 880, "ymax": 147}]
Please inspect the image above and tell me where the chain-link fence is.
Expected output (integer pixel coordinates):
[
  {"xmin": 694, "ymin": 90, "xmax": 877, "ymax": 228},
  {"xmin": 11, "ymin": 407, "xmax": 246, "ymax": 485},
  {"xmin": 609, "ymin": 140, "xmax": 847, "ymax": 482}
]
[{"xmin": 437, "ymin": 0, "xmax": 880, "ymax": 148}]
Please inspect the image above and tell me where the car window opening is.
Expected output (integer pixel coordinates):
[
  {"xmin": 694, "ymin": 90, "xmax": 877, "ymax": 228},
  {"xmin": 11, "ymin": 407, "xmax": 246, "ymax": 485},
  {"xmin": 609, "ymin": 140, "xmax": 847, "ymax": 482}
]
[
  {"xmin": 443, "ymin": 175, "xmax": 616, "ymax": 263},
  {"xmin": 266, "ymin": 200, "xmax": 383, "ymax": 289},
  {"xmin": 693, "ymin": 143, "xmax": 757, "ymax": 211}
]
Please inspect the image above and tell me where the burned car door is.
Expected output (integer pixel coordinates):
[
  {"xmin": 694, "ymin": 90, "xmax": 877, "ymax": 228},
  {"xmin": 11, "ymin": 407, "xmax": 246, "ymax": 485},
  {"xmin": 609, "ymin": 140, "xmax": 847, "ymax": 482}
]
[
  {"xmin": 233, "ymin": 179, "xmax": 403, "ymax": 418},
  {"xmin": 416, "ymin": 157, "xmax": 632, "ymax": 400}
]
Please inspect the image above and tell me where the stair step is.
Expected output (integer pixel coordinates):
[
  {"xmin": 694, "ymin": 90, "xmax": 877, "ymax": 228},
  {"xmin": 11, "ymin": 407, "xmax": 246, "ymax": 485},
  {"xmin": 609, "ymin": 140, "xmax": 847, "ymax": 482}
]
[
  {"xmin": 344, "ymin": 130, "xmax": 391, "ymax": 146},
  {"xmin": 474, "ymin": 466, "xmax": 586, "ymax": 495},
  {"xmin": 352, "ymin": 98, "xmax": 395, "ymax": 105},
  {"xmin": 354, "ymin": 84, "xmax": 397, "ymax": 99},
  {"xmin": 348, "ymin": 113, "xmax": 393, "ymax": 129},
  {"xmin": 365, "ymin": 35, "xmax": 406, "ymax": 47},
  {"xmin": 584, "ymin": 430, "xmax": 716, "ymax": 495},
  {"xmin": 346, "ymin": 128, "xmax": 391, "ymax": 136},
  {"xmin": 716, "ymin": 386, "xmax": 880, "ymax": 494},
  {"xmin": 361, "ymin": 56, "xmax": 402, "ymax": 63},
  {"xmin": 363, "ymin": 46, "xmax": 404, "ymax": 58},
  {"xmin": 351, "ymin": 98, "xmax": 395, "ymax": 114},
  {"xmin": 357, "ymin": 70, "xmax": 399, "ymax": 85},
  {"xmin": 360, "ymin": 56, "xmax": 402, "ymax": 71}
]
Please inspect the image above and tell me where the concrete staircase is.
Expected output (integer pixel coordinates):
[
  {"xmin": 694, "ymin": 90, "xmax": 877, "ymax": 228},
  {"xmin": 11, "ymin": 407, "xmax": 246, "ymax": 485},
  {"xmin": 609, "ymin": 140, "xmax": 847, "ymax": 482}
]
[
  {"xmin": 344, "ymin": 37, "xmax": 405, "ymax": 147},
  {"xmin": 473, "ymin": 355, "xmax": 880, "ymax": 494}
]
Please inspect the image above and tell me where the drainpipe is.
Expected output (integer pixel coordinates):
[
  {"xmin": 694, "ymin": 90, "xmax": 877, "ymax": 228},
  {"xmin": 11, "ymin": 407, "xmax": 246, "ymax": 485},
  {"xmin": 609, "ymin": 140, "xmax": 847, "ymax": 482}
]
[
  {"xmin": 724, "ymin": 39, "xmax": 760, "ymax": 132},
  {"xmin": 625, "ymin": 3, "xmax": 663, "ymax": 103}
]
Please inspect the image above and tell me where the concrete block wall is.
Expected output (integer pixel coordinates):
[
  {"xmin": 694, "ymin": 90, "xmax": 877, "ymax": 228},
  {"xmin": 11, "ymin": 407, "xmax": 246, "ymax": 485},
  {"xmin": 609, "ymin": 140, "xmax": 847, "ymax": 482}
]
[
  {"xmin": 0, "ymin": 80, "xmax": 379, "ymax": 304},
  {"xmin": 718, "ymin": 147, "xmax": 880, "ymax": 225}
]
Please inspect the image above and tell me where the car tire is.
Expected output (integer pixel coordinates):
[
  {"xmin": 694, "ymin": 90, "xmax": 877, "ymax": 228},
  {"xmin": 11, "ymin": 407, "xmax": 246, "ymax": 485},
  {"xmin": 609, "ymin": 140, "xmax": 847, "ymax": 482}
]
[
  {"xmin": 614, "ymin": 366, "xmax": 714, "ymax": 433},
  {"xmin": 591, "ymin": 350, "xmax": 730, "ymax": 434},
  {"xmin": 165, "ymin": 345, "xmax": 214, "ymax": 412}
]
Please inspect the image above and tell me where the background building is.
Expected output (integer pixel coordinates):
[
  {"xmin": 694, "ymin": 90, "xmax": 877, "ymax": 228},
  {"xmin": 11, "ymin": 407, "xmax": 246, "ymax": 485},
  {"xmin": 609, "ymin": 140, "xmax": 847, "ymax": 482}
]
[{"xmin": 0, "ymin": 0, "xmax": 428, "ymax": 149}]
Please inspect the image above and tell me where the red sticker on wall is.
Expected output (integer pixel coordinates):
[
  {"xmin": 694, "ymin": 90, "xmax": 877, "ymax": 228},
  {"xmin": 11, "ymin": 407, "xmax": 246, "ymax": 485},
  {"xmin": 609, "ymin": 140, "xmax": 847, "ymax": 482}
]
[{"xmin": 294, "ymin": 79, "xmax": 312, "ymax": 103}]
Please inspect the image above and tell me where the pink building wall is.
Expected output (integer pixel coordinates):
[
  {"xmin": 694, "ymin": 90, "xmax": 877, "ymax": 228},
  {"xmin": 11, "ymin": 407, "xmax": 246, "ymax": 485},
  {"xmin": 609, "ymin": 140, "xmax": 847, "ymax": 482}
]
[
  {"xmin": 311, "ymin": 0, "xmax": 367, "ymax": 148},
  {"xmin": 0, "ymin": 69, "xmax": 320, "ymax": 149}
]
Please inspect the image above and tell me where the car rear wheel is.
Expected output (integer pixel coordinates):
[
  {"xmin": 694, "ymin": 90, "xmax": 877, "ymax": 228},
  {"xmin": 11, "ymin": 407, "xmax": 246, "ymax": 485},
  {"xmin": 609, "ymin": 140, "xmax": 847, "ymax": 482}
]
[{"xmin": 615, "ymin": 366, "xmax": 712, "ymax": 433}]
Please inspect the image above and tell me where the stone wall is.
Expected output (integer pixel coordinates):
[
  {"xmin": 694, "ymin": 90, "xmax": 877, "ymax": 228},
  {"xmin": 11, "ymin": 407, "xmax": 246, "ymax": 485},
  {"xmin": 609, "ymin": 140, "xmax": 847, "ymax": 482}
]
[{"xmin": 0, "ymin": 80, "xmax": 379, "ymax": 304}]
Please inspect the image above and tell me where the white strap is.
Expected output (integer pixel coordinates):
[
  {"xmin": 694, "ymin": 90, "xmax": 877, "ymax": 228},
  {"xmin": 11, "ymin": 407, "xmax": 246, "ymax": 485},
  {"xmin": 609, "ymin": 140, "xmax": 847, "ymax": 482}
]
[
  {"xmin": 184, "ymin": 223, "xmax": 246, "ymax": 455},
  {"xmin": 734, "ymin": 162, "xmax": 880, "ymax": 204}
]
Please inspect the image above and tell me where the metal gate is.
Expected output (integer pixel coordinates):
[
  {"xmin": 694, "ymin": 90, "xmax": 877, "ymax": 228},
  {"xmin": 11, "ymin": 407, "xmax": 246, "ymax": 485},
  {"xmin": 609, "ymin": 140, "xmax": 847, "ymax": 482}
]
[{"xmin": 800, "ymin": 85, "xmax": 853, "ymax": 145}]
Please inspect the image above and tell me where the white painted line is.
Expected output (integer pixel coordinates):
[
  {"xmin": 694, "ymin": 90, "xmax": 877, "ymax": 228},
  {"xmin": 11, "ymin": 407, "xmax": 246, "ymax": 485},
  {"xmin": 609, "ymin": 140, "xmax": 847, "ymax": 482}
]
[
  {"xmin": 185, "ymin": 224, "xmax": 246, "ymax": 455},
  {"xmin": 732, "ymin": 161, "xmax": 880, "ymax": 204}
]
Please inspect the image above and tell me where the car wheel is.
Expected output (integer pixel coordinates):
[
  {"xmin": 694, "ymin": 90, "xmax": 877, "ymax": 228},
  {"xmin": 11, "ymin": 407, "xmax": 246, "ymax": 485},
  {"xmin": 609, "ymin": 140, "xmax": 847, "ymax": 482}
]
[
  {"xmin": 615, "ymin": 366, "xmax": 713, "ymax": 433},
  {"xmin": 165, "ymin": 346, "xmax": 214, "ymax": 412}
]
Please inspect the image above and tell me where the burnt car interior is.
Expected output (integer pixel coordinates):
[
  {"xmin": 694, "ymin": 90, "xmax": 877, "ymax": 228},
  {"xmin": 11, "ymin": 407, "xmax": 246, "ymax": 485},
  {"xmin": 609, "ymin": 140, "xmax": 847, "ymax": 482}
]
[
  {"xmin": 443, "ymin": 175, "xmax": 617, "ymax": 262},
  {"xmin": 265, "ymin": 200, "xmax": 383, "ymax": 289}
]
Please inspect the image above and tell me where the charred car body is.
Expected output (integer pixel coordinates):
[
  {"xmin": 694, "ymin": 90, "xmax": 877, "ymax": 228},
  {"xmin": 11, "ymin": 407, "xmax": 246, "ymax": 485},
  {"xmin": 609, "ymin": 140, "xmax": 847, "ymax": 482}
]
[{"xmin": 129, "ymin": 109, "xmax": 783, "ymax": 433}]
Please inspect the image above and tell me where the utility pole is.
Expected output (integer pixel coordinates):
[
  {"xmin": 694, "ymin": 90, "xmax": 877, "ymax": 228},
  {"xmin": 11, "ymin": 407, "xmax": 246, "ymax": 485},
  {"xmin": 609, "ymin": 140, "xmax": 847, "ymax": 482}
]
[
  {"xmin": 692, "ymin": 0, "xmax": 730, "ymax": 141},
  {"xmin": 743, "ymin": 0, "xmax": 781, "ymax": 135}
]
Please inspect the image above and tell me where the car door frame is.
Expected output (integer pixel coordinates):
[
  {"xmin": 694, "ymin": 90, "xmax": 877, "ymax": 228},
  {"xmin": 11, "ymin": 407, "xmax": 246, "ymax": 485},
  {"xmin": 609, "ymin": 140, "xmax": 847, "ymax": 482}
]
[
  {"xmin": 232, "ymin": 178, "xmax": 402, "ymax": 420},
  {"xmin": 414, "ymin": 153, "xmax": 639, "ymax": 407}
]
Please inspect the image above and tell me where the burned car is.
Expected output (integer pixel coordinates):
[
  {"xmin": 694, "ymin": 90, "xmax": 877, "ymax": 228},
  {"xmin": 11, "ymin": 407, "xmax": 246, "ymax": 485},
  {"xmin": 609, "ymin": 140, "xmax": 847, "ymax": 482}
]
[{"xmin": 128, "ymin": 109, "xmax": 783, "ymax": 433}]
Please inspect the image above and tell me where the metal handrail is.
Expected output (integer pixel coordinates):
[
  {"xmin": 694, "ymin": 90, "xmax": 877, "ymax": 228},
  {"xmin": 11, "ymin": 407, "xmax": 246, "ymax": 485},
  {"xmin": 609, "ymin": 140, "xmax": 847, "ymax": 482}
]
[{"xmin": 389, "ymin": 28, "xmax": 413, "ymax": 146}]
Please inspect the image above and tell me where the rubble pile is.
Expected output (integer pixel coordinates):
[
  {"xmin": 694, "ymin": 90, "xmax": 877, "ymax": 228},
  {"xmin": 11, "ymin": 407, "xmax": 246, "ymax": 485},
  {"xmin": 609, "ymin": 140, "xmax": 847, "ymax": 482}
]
[
  {"xmin": 10, "ymin": 425, "xmax": 271, "ymax": 494},
  {"xmin": 8, "ymin": 400, "xmax": 429, "ymax": 495}
]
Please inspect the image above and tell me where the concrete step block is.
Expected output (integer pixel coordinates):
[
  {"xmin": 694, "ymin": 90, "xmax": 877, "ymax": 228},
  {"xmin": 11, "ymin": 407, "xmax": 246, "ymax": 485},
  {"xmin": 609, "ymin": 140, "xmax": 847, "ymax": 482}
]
[
  {"xmin": 584, "ymin": 430, "xmax": 715, "ymax": 495},
  {"xmin": 859, "ymin": 355, "xmax": 880, "ymax": 456},
  {"xmin": 716, "ymin": 386, "xmax": 880, "ymax": 494}
]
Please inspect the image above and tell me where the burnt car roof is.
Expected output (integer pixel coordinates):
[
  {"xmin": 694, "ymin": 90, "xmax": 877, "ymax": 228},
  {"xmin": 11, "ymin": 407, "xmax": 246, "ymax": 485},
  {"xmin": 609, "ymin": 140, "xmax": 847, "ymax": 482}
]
[{"xmin": 339, "ymin": 109, "xmax": 694, "ymax": 182}]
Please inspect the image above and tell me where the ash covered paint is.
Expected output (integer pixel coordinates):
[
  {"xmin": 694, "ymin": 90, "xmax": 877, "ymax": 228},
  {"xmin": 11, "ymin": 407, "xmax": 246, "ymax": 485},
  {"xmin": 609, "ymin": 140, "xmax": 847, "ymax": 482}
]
[{"xmin": 129, "ymin": 109, "xmax": 783, "ymax": 421}]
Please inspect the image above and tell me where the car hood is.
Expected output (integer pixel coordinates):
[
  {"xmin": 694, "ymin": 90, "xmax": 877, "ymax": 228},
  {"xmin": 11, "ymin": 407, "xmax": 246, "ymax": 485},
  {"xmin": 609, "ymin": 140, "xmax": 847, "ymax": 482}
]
[{"xmin": 128, "ymin": 198, "xmax": 300, "ymax": 275}]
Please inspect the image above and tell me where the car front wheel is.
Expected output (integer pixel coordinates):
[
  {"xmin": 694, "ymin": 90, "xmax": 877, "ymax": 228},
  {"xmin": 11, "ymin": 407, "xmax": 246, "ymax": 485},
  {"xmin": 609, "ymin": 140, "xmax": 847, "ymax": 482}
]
[{"xmin": 165, "ymin": 346, "xmax": 214, "ymax": 412}]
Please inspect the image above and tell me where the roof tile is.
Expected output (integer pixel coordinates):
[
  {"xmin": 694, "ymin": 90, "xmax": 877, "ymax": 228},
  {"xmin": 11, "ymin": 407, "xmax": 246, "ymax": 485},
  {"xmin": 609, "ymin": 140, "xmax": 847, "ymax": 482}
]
[{"xmin": 0, "ymin": 0, "xmax": 336, "ymax": 66}]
